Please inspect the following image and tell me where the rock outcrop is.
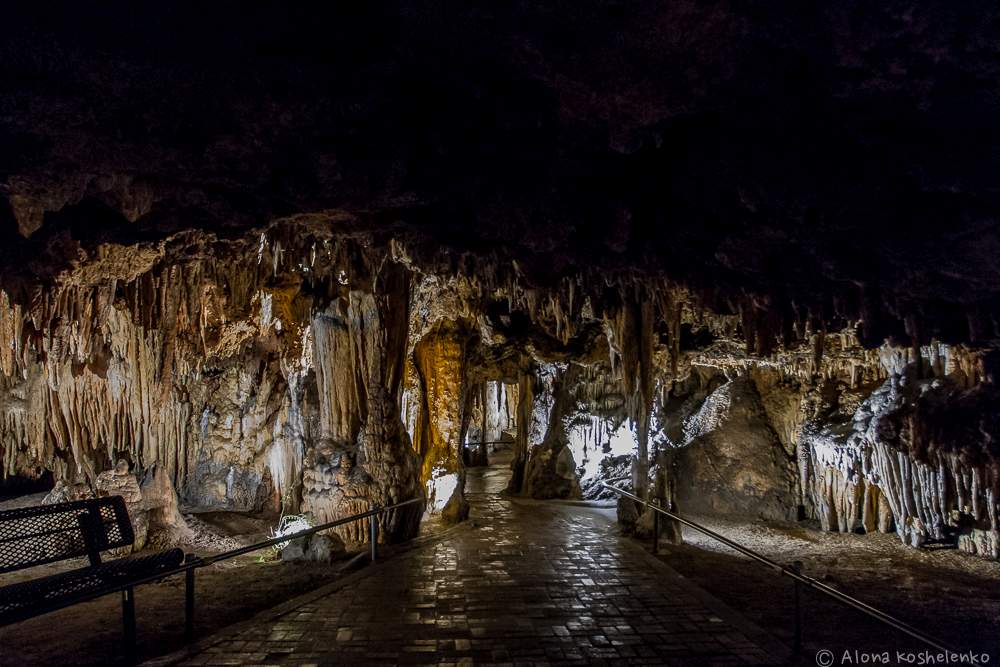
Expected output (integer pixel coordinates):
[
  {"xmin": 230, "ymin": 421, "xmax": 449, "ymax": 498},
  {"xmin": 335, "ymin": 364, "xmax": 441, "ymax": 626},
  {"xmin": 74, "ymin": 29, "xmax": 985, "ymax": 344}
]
[{"xmin": 672, "ymin": 377, "xmax": 798, "ymax": 522}]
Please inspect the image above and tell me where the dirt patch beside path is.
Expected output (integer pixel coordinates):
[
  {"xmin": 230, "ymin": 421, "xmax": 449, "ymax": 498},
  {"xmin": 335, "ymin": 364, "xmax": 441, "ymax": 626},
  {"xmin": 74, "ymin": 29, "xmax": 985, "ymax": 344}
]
[{"xmin": 653, "ymin": 515, "xmax": 1000, "ymax": 661}]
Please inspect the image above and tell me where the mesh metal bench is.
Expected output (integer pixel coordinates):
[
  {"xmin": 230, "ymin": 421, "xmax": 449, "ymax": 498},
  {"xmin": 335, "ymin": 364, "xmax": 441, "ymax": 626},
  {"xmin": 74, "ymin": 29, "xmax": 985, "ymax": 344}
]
[{"xmin": 0, "ymin": 495, "xmax": 184, "ymax": 663}]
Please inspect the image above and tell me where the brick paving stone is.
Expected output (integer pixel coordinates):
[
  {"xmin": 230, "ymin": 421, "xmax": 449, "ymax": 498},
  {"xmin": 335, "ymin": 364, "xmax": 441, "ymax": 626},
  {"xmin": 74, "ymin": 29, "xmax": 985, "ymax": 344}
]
[{"xmin": 172, "ymin": 464, "xmax": 786, "ymax": 666}]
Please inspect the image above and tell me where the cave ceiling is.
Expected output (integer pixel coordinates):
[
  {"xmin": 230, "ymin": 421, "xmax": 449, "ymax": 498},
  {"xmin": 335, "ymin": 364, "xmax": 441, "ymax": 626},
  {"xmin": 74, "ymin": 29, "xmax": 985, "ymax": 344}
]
[{"xmin": 2, "ymin": 1, "xmax": 1000, "ymax": 346}]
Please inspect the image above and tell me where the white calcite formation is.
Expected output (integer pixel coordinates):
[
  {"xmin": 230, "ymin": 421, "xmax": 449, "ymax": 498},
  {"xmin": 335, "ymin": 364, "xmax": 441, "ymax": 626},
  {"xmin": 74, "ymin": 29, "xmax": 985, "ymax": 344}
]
[{"xmin": 800, "ymin": 346, "xmax": 1000, "ymax": 557}]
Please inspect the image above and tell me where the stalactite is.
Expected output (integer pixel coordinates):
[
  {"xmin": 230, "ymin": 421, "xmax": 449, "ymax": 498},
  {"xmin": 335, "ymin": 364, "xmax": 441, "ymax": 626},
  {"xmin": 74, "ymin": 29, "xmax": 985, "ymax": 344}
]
[
  {"xmin": 1, "ymin": 228, "xmax": 429, "ymax": 540},
  {"xmin": 3, "ymin": 217, "xmax": 999, "ymax": 562}
]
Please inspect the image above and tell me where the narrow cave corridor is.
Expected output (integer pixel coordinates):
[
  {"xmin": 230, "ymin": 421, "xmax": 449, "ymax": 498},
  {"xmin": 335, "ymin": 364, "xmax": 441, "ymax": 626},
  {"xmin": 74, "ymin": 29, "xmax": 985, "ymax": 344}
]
[{"xmin": 3, "ymin": 2, "xmax": 1000, "ymax": 665}]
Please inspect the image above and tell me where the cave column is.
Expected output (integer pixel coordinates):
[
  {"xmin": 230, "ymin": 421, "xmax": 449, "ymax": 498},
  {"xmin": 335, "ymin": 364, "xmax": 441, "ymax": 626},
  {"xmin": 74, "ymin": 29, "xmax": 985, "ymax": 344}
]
[
  {"xmin": 506, "ymin": 372, "xmax": 536, "ymax": 494},
  {"xmin": 633, "ymin": 299, "xmax": 655, "ymax": 502},
  {"xmin": 463, "ymin": 381, "xmax": 489, "ymax": 467},
  {"xmin": 606, "ymin": 295, "xmax": 655, "ymax": 504},
  {"xmin": 304, "ymin": 261, "xmax": 423, "ymax": 543},
  {"xmin": 357, "ymin": 263, "xmax": 425, "ymax": 541},
  {"xmin": 523, "ymin": 364, "xmax": 582, "ymax": 499},
  {"xmin": 470, "ymin": 380, "xmax": 504, "ymax": 465},
  {"xmin": 413, "ymin": 320, "xmax": 471, "ymax": 523},
  {"xmin": 651, "ymin": 445, "xmax": 682, "ymax": 545},
  {"xmin": 632, "ymin": 411, "xmax": 651, "ymax": 501}
]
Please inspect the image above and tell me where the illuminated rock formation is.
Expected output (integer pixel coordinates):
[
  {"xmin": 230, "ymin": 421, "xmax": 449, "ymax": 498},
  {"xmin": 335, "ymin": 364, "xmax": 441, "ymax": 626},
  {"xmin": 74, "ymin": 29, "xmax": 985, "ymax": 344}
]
[
  {"xmin": 411, "ymin": 320, "xmax": 471, "ymax": 524},
  {"xmin": 523, "ymin": 364, "xmax": 581, "ymax": 500},
  {"xmin": 799, "ymin": 346, "xmax": 1000, "ymax": 556},
  {"xmin": 302, "ymin": 262, "xmax": 423, "ymax": 543}
]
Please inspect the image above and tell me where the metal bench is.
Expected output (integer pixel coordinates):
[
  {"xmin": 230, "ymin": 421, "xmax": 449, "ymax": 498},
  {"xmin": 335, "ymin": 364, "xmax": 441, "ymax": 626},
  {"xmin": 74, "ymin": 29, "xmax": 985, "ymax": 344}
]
[{"xmin": 0, "ymin": 495, "xmax": 184, "ymax": 663}]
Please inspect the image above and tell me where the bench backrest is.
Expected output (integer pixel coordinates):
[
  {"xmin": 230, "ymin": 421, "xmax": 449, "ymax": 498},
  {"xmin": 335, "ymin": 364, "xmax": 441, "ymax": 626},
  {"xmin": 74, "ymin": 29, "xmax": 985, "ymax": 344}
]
[{"xmin": 0, "ymin": 496, "xmax": 135, "ymax": 574}]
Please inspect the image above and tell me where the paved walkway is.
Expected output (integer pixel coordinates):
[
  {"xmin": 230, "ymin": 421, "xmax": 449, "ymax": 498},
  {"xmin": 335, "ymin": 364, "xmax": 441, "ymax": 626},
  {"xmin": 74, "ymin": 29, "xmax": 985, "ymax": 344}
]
[{"xmin": 171, "ymin": 463, "xmax": 786, "ymax": 666}]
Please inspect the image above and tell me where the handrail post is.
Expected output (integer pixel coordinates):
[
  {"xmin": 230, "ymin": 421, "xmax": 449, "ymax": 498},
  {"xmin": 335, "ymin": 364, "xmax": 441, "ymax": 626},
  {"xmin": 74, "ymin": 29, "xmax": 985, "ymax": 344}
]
[
  {"xmin": 184, "ymin": 554, "xmax": 197, "ymax": 642},
  {"xmin": 122, "ymin": 586, "xmax": 137, "ymax": 665},
  {"xmin": 370, "ymin": 506, "xmax": 379, "ymax": 562},
  {"xmin": 652, "ymin": 510, "xmax": 660, "ymax": 555},
  {"xmin": 792, "ymin": 560, "xmax": 803, "ymax": 655}
]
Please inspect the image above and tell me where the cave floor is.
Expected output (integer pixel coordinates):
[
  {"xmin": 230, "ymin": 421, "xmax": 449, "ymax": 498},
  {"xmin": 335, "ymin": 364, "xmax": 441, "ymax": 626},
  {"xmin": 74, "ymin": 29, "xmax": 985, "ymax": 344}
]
[
  {"xmin": 655, "ymin": 514, "xmax": 1000, "ymax": 657},
  {"xmin": 157, "ymin": 464, "xmax": 787, "ymax": 666},
  {"xmin": 2, "ymin": 470, "xmax": 995, "ymax": 667}
]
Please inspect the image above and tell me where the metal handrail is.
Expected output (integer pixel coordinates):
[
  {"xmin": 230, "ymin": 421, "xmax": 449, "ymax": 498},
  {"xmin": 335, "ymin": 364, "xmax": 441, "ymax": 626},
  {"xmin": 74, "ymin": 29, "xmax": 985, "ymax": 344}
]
[
  {"xmin": 200, "ymin": 497, "xmax": 419, "ymax": 565},
  {"xmin": 112, "ymin": 496, "xmax": 424, "ymax": 586},
  {"xmin": 177, "ymin": 496, "xmax": 425, "ymax": 641},
  {"xmin": 602, "ymin": 482, "xmax": 955, "ymax": 655},
  {"xmin": 69, "ymin": 495, "xmax": 423, "ymax": 660},
  {"xmin": 1, "ymin": 495, "xmax": 425, "ymax": 664}
]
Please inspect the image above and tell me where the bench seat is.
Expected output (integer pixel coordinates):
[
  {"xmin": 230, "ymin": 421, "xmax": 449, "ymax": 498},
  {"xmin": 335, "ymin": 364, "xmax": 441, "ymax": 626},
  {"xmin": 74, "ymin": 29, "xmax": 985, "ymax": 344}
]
[{"xmin": 0, "ymin": 547, "xmax": 184, "ymax": 625}]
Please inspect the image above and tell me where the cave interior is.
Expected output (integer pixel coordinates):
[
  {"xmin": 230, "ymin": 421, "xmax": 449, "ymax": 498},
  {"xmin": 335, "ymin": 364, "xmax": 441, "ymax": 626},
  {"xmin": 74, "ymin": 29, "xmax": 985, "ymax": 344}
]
[{"xmin": 1, "ymin": 1, "xmax": 1000, "ymax": 663}]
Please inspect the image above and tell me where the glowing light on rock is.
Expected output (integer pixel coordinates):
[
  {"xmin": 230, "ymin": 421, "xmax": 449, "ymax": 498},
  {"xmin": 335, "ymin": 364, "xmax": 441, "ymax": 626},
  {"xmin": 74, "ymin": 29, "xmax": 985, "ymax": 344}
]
[
  {"xmin": 271, "ymin": 514, "xmax": 313, "ymax": 551},
  {"xmin": 427, "ymin": 468, "xmax": 459, "ymax": 512},
  {"xmin": 567, "ymin": 418, "xmax": 638, "ymax": 484},
  {"xmin": 259, "ymin": 291, "xmax": 274, "ymax": 328},
  {"xmin": 682, "ymin": 381, "xmax": 732, "ymax": 444}
]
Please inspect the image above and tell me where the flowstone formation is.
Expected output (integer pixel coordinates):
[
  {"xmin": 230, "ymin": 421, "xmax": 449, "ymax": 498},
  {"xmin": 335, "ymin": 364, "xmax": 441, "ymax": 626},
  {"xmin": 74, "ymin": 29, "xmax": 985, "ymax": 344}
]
[
  {"xmin": 659, "ymin": 330, "xmax": 1000, "ymax": 559},
  {"xmin": 301, "ymin": 261, "xmax": 423, "ymax": 542},
  {"xmin": 0, "ymin": 226, "xmax": 432, "ymax": 544}
]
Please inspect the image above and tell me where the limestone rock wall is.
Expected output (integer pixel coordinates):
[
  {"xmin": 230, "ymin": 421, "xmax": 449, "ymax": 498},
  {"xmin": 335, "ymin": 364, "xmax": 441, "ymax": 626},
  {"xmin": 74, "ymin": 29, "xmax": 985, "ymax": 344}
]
[
  {"xmin": 670, "ymin": 376, "xmax": 799, "ymax": 521},
  {"xmin": 673, "ymin": 329, "xmax": 1000, "ymax": 559}
]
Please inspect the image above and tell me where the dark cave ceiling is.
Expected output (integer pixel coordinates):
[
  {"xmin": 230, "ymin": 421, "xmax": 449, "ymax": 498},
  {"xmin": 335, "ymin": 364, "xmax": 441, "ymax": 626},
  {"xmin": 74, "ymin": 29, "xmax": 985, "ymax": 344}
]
[{"xmin": 2, "ymin": 1, "xmax": 1000, "ymax": 344}]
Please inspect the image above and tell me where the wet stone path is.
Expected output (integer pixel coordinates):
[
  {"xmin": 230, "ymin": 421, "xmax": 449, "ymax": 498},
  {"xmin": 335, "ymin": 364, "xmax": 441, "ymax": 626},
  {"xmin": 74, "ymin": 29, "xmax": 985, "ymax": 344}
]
[{"xmin": 172, "ymin": 463, "xmax": 785, "ymax": 666}]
